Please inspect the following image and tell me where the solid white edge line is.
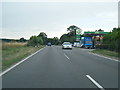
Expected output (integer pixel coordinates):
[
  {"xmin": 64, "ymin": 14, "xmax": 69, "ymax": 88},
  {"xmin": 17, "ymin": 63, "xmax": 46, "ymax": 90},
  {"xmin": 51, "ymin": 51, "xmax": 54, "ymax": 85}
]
[
  {"xmin": 0, "ymin": 47, "xmax": 46, "ymax": 76},
  {"xmin": 88, "ymin": 52, "xmax": 120, "ymax": 62},
  {"xmin": 64, "ymin": 54, "xmax": 70, "ymax": 60},
  {"xmin": 86, "ymin": 75, "xmax": 105, "ymax": 90}
]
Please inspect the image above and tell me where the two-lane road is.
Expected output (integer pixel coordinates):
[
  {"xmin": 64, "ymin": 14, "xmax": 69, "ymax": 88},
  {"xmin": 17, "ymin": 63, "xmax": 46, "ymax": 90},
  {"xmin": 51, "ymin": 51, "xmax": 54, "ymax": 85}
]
[{"xmin": 2, "ymin": 46, "xmax": 118, "ymax": 88}]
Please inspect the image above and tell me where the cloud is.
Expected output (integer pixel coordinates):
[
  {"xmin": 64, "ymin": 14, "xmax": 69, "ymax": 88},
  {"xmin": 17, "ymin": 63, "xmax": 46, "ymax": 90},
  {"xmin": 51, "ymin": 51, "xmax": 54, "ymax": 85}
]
[
  {"xmin": 2, "ymin": 0, "xmax": 119, "ymax": 2},
  {"xmin": 96, "ymin": 11, "xmax": 118, "ymax": 19},
  {"xmin": 1, "ymin": 2, "xmax": 118, "ymax": 39}
]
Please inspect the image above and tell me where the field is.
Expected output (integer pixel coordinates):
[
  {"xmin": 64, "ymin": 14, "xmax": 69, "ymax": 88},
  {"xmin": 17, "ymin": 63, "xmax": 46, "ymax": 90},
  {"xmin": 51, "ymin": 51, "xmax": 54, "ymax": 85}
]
[{"xmin": 2, "ymin": 42, "xmax": 44, "ymax": 71}]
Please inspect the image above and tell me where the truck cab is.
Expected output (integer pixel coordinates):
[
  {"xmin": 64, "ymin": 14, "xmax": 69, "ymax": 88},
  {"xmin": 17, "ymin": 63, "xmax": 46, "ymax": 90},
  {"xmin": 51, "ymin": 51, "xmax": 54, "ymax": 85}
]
[{"xmin": 81, "ymin": 37, "xmax": 93, "ymax": 49}]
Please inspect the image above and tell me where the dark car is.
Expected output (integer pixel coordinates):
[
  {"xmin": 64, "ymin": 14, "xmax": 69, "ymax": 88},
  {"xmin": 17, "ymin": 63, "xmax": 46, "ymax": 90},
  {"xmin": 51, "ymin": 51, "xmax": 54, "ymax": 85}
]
[{"xmin": 47, "ymin": 42, "xmax": 52, "ymax": 46}]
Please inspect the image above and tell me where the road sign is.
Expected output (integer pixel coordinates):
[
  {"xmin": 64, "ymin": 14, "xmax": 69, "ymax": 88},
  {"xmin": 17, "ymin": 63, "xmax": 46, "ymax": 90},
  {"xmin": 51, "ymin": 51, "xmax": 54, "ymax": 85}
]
[{"xmin": 76, "ymin": 29, "xmax": 82, "ymax": 41}]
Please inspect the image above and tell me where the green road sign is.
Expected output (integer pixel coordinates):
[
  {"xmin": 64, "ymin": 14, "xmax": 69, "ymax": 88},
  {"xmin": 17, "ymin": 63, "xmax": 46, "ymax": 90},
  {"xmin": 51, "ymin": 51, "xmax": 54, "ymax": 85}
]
[
  {"xmin": 84, "ymin": 32, "xmax": 109, "ymax": 34},
  {"xmin": 76, "ymin": 29, "xmax": 82, "ymax": 41}
]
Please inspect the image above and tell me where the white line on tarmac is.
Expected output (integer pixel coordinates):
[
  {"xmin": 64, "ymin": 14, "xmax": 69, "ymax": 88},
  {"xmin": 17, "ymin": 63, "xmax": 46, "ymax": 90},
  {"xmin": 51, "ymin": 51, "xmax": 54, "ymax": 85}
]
[
  {"xmin": 88, "ymin": 52, "xmax": 119, "ymax": 62},
  {"xmin": 86, "ymin": 75, "xmax": 105, "ymax": 90},
  {"xmin": 64, "ymin": 54, "xmax": 70, "ymax": 60},
  {"xmin": 0, "ymin": 47, "xmax": 46, "ymax": 76}
]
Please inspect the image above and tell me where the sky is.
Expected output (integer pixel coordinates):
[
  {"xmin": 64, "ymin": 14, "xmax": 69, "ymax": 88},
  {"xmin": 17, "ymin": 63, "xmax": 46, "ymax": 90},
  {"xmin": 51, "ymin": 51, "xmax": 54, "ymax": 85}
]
[{"xmin": 1, "ymin": 0, "xmax": 119, "ymax": 39}]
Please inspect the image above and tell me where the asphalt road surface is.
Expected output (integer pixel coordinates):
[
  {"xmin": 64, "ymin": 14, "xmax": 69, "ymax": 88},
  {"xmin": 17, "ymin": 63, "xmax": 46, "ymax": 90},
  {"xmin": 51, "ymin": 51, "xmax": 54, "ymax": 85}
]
[{"xmin": 2, "ymin": 46, "xmax": 119, "ymax": 88}]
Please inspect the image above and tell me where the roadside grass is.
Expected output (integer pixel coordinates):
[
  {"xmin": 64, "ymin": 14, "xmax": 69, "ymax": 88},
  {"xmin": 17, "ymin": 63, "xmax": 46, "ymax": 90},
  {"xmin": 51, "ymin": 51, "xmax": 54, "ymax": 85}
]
[
  {"xmin": 91, "ymin": 49, "xmax": 119, "ymax": 60},
  {"xmin": 2, "ymin": 42, "xmax": 44, "ymax": 71}
]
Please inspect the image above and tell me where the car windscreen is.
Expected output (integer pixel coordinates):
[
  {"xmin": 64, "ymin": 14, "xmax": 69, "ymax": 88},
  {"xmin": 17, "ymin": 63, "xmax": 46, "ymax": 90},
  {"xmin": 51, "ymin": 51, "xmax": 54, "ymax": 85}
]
[{"xmin": 63, "ymin": 43, "xmax": 71, "ymax": 45}]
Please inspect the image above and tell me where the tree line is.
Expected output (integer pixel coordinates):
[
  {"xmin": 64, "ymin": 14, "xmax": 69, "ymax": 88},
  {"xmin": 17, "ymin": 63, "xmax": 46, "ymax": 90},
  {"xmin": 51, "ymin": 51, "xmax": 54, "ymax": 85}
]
[
  {"xmin": 1, "ymin": 38, "xmax": 27, "ymax": 42},
  {"xmin": 3, "ymin": 25, "xmax": 119, "ymax": 54},
  {"xmin": 102, "ymin": 27, "xmax": 120, "ymax": 53},
  {"xmin": 26, "ymin": 26, "xmax": 120, "ymax": 55},
  {"xmin": 27, "ymin": 32, "xmax": 60, "ymax": 47},
  {"xmin": 27, "ymin": 25, "xmax": 81, "ymax": 47},
  {"xmin": 27, "ymin": 25, "xmax": 117, "ymax": 47},
  {"xmin": 60, "ymin": 25, "xmax": 120, "ymax": 54}
]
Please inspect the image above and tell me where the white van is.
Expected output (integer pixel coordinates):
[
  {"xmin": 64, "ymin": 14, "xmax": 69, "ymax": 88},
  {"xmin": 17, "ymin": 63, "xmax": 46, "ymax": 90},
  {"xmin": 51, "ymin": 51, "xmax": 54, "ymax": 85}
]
[{"xmin": 73, "ymin": 42, "xmax": 80, "ymax": 47}]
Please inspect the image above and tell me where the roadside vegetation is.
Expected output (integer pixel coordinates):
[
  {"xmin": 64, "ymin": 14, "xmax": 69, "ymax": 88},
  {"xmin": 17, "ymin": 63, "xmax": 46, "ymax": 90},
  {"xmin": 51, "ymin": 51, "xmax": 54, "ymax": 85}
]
[
  {"xmin": 93, "ymin": 27, "xmax": 120, "ymax": 60},
  {"xmin": 1, "ymin": 27, "xmax": 120, "ymax": 71},
  {"xmin": 102, "ymin": 28, "xmax": 120, "ymax": 52},
  {"xmin": 60, "ymin": 25, "xmax": 80, "ymax": 44},
  {"xmin": 2, "ymin": 42, "xmax": 44, "ymax": 71},
  {"xmin": 91, "ymin": 49, "xmax": 118, "ymax": 59},
  {"xmin": 27, "ymin": 32, "xmax": 60, "ymax": 46},
  {"xmin": 61, "ymin": 26, "xmax": 120, "ymax": 60},
  {"xmin": 2, "ymin": 32, "xmax": 60, "ymax": 71}
]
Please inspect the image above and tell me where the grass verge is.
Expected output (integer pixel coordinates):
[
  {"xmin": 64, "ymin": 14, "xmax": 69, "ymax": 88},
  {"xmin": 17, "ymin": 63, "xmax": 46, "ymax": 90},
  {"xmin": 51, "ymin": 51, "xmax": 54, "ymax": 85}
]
[
  {"xmin": 91, "ymin": 49, "xmax": 119, "ymax": 60},
  {"xmin": 2, "ymin": 42, "xmax": 44, "ymax": 71}
]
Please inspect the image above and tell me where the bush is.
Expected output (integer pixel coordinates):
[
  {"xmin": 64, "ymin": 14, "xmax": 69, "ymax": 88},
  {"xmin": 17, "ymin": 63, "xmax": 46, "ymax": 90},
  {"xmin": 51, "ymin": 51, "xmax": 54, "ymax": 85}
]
[
  {"xmin": 102, "ymin": 28, "xmax": 120, "ymax": 53},
  {"xmin": 95, "ymin": 44, "xmax": 109, "ymax": 49},
  {"xmin": 27, "ymin": 36, "xmax": 43, "ymax": 47}
]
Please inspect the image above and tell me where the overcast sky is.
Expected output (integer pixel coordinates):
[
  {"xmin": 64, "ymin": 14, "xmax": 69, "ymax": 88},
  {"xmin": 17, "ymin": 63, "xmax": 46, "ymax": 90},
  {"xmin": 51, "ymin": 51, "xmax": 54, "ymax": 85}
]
[{"xmin": 1, "ymin": 0, "xmax": 119, "ymax": 39}]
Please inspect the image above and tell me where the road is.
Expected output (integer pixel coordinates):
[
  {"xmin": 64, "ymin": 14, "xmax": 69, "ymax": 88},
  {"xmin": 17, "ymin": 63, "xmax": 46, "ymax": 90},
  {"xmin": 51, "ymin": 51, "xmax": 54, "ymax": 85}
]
[{"xmin": 2, "ymin": 46, "xmax": 118, "ymax": 88}]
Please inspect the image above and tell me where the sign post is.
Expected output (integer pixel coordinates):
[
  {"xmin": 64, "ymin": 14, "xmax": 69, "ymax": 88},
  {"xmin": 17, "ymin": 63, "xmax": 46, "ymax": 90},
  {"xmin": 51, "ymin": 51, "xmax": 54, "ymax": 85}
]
[{"xmin": 76, "ymin": 29, "xmax": 82, "ymax": 41}]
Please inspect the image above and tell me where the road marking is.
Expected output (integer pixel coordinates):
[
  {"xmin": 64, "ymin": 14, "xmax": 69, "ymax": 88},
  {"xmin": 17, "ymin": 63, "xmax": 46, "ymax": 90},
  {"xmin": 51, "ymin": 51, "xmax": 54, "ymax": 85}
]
[
  {"xmin": 88, "ymin": 52, "xmax": 120, "ymax": 62},
  {"xmin": 0, "ymin": 47, "xmax": 46, "ymax": 76},
  {"xmin": 64, "ymin": 54, "xmax": 70, "ymax": 60},
  {"xmin": 86, "ymin": 75, "xmax": 105, "ymax": 90}
]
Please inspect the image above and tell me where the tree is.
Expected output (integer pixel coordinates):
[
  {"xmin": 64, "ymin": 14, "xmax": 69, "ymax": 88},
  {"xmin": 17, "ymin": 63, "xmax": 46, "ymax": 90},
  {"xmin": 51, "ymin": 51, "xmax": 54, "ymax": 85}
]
[
  {"xmin": 112, "ymin": 28, "xmax": 117, "ymax": 32},
  {"xmin": 67, "ymin": 25, "xmax": 80, "ymax": 32},
  {"xmin": 67, "ymin": 25, "xmax": 82, "ymax": 42},
  {"xmin": 47, "ymin": 38, "xmax": 53, "ymax": 44},
  {"xmin": 60, "ymin": 25, "xmax": 81, "ymax": 44},
  {"xmin": 95, "ymin": 29, "xmax": 104, "ymax": 32},
  {"xmin": 19, "ymin": 38, "xmax": 27, "ymax": 42},
  {"xmin": 27, "ymin": 36, "xmax": 43, "ymax": 47},
  {"xmin": 46, "ymin": 37, "xmax": 60, "ymax": 45},
  {"xmin": 37, "ymin": 37, "xmax": 43, "ymax": 45},
  {"xmin": 60, "ymin": 33, "xmax": 75, "ymax": 44},
  {"xmin": 38, "ymin": 32, "xmax": 47, "ymax": 38},
  {"xmin": 37, "ymin": 32, "xmax": 47, "ymax": 45},
  {"xmin": 103, "ymin": 28, "xmax": 120, "ymax": 52},
  {"xmin": 53, "ymin": 37, "xmax": 60, "ymax": 45}
]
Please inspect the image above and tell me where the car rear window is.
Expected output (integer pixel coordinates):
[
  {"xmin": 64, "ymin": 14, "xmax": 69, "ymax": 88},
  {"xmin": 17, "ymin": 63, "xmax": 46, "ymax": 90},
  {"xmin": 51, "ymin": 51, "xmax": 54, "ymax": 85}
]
[{"xmin": 63, "ymin": 42, "xmax": 71, "ymax": 45}]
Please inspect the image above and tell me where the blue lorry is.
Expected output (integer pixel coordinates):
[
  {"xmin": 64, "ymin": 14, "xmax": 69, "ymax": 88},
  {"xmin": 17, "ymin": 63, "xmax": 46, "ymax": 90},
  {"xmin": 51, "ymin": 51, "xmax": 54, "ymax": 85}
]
[{"xmin": 80, "ymin": 37, "xmax": 93, "ymax": 49}]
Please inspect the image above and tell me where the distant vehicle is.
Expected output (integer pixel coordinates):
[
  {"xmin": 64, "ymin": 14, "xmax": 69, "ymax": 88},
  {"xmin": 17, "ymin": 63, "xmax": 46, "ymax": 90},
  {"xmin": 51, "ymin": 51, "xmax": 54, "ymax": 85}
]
[
  {"xmin": 62, "ymin": 42, "xmax": 72, "ymax": 49},
  {"xmin": 47, "ymin": 42, "xmax": 52, "ymax": 46},
  {"xmin": 73, "ymin": 42, "xmax": 80, "ymax": 47},
  {"xmin": 80, "ymin": 37, "xmax": 93, "ymax": 49}
]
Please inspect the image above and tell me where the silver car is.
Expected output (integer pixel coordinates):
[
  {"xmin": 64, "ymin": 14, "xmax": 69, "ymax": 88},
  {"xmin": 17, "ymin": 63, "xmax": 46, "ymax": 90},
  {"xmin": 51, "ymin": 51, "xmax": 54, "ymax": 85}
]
[{"xmin": 62, "ymin": 42, "xmax": 72, "ymax": 49}]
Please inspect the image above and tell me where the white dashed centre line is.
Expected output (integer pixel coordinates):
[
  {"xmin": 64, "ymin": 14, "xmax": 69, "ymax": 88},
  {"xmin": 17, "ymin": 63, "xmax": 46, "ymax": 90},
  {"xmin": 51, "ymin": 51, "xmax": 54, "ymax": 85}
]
[
  {"xmin": 86, "ymin": 75, "xmax": 105, "ymax": 90},
  {"xmin": 64, "ymin": 54, "xmax": 70, "ymax": 60}
]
